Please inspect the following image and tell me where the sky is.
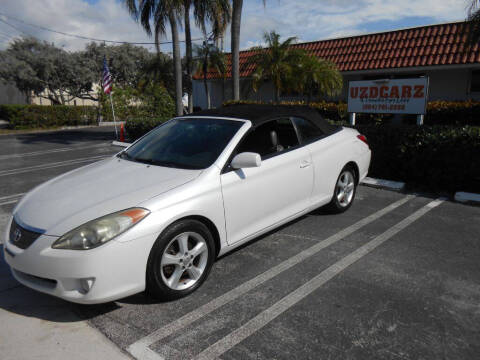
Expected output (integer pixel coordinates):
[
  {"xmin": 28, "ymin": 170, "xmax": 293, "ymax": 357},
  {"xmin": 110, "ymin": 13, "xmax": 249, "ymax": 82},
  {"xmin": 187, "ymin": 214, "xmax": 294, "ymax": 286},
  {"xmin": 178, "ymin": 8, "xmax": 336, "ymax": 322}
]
[{"xmin": 0, "ymin": 0, "xmax": 472, "ymax": 53}]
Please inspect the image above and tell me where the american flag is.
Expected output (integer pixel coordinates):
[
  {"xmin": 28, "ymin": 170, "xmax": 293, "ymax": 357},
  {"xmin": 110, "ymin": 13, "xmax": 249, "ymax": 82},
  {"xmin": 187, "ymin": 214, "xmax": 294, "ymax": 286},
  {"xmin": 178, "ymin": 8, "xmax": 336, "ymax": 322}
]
[{"xmin": 102, "ymin": 56, "xmax": 113, "ymax": 94}]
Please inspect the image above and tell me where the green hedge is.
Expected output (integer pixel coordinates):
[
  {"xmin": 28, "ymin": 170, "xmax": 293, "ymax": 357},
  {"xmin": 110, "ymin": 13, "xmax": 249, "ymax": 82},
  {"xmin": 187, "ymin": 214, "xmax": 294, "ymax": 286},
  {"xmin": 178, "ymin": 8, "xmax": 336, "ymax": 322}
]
[
  {"xmin": 353, "ymin": 125, "xmax": 480, "ymax": 193},
  {"xmin": 99, "ymin": 83, "xmax": 175, "ymax": 123},
  {"xmin": 223, "ymin": 99, "xmax": 480, "ymax": 126},
  {"xmin": 125, "ymin": 117, "xmax": 167, "ymax": 140},
  {"xmin": 0, "ymin": 105, "xmax": 98, "ymax": 129}
]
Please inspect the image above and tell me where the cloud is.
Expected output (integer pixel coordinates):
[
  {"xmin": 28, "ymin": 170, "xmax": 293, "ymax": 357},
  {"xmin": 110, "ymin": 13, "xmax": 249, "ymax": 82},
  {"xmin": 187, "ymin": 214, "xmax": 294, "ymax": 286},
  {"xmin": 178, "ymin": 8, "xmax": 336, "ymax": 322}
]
[{"xmin": 0, "ymin": 0, "xmax": 469, "ymax": 53}]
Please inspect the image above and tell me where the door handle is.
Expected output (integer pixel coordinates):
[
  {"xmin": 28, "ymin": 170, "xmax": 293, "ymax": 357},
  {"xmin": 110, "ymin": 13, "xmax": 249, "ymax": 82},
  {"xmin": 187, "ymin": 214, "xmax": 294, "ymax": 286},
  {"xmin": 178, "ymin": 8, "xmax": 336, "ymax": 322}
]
[{"xmin": 300, "ymin": 160, "xmax": 311, "ymax": 168}]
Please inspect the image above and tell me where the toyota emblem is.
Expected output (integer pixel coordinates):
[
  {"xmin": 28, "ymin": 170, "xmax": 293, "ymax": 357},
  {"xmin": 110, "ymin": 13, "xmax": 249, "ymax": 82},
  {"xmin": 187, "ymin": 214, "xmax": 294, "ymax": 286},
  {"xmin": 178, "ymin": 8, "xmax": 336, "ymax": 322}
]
[{"xmin": 13, "ymin": 228, "xmax": 22, "ymax": 243}]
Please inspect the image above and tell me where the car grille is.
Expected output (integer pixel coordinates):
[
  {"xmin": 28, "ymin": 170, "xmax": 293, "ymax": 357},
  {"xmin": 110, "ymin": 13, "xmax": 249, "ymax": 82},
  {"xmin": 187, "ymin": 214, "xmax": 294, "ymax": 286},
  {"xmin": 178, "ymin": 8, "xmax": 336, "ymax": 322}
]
[{"xmin": 9, "ymin": 219, "xmax": 42, "ymax": 250}]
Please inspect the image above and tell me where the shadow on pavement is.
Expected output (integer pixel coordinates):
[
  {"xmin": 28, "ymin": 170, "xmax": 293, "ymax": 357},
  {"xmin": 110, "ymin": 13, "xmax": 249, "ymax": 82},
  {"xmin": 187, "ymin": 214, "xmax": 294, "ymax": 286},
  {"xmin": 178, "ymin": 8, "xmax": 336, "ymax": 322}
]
[
  {"xmin": 8, "ymin": 127, "xmax": 117, "ymax": 146},
  {"xmin": 0, "ymin": 244, "xmax": 120, "ymax": 322},
  {"xmin": 0, "ymin": 204, "xmax": 339, "ymax": 321}
]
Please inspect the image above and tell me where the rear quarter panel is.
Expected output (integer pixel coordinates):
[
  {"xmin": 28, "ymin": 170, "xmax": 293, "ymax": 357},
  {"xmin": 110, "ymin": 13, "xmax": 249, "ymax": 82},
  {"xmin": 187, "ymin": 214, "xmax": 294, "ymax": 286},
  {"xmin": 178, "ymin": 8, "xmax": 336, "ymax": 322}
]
[{"xmin": 306, "ymin": 127, "xmax": 370, "ymax": 208}]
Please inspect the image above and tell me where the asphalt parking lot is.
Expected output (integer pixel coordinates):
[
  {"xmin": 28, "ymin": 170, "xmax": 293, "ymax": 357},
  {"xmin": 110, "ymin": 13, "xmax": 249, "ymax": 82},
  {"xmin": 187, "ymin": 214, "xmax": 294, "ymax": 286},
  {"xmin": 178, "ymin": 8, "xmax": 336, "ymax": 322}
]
[{"xmin": 1, "ymin": 127, "xmax": 480, "ymax": 360}]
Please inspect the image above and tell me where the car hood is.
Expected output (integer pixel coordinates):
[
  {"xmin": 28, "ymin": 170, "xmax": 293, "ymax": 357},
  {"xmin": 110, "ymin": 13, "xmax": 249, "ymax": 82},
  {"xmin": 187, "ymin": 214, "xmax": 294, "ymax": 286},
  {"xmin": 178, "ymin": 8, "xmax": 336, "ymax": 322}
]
[{"xmin": 14, "ymin": 157, "xmax": 202, "ymax": 236}]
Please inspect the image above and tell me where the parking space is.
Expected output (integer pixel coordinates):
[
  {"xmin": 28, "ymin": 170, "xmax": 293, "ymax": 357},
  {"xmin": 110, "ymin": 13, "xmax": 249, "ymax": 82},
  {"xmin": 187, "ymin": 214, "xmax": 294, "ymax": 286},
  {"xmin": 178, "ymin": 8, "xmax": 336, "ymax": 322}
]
[{"xmin": 1, "ymin": 129, "xmax": 479, "ymax": 360}]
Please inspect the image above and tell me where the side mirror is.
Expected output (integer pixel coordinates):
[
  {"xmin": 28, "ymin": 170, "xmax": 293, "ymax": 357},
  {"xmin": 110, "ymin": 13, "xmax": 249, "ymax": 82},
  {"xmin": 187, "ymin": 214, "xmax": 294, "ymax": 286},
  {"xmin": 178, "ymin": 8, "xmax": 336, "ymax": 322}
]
[{"xmin": 231, "ymin": 152, "xmax": 261, "ymax": 169}]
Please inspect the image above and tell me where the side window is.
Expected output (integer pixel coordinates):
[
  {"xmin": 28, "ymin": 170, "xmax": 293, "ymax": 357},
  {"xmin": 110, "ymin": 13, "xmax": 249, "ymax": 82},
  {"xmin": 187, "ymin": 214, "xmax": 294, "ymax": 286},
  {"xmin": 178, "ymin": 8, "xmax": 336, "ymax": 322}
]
[
  {"xmin": 291, "ymin": 117, "xmax": 324, "ymax": 143},
  {"xmin": 237, "ymin": 118, "xmax": 299, "ymax": 159}
]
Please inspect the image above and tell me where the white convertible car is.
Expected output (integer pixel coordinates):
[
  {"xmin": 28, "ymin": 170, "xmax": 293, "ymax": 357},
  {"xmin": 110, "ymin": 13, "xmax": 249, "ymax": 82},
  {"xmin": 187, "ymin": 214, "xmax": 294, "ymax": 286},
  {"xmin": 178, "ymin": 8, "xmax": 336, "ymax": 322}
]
[{"xmin": 4, "ymin": 105, "xmax": 371, "ymax": 304}]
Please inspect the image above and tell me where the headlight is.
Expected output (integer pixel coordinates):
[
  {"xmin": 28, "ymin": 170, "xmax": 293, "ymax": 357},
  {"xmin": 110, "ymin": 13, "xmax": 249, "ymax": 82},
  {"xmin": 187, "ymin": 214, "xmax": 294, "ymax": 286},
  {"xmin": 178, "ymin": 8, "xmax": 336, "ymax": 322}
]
[{"xmin": 52, "ymin": 208, "xmax": 150, "ymax": 250}]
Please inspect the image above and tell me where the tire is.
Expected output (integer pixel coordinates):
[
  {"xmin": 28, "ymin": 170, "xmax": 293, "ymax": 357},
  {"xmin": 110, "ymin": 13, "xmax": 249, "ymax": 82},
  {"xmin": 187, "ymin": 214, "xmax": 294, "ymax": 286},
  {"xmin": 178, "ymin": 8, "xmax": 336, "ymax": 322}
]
[
  {"xmin": 326, "ymin": 166, "xmax": 357, "ymax": 214},
  {"xmin": 146, "ymin": 219, "xmax": 215, "ymax": 301}
]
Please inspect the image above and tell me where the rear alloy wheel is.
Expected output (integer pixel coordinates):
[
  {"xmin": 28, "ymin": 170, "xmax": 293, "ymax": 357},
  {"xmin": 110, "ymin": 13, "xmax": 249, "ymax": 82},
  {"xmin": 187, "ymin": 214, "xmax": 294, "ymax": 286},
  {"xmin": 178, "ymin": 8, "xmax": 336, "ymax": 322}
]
[
  {"xmin": 147, "ymin": 220, "xmax": 214, "ymax": 300},
  {"xmin": 327, "ymin": 167, "xmax": 357, "ymax": 213}
]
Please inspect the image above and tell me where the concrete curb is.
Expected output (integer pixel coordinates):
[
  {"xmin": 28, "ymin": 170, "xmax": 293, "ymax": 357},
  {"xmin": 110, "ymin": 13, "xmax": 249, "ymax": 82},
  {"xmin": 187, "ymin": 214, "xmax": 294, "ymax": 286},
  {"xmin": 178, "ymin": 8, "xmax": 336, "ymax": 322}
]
[
  {"xmin": 0, "ymin": 124, "xmax": 120, "ymax": 136},
  {"xmin": 361, "ymin": 177, "xmax": 405, "ymax": 191},
  {"xmin": 98, "ymin": 121, "xmax": 125, "ymax": 126},
  {"xmin": 112, "ymin": 141, "xmax": 130, "ymax": 147},
  {"xmin": 454, "ymin": 192, "xmax": 480, "ymax": 205}
]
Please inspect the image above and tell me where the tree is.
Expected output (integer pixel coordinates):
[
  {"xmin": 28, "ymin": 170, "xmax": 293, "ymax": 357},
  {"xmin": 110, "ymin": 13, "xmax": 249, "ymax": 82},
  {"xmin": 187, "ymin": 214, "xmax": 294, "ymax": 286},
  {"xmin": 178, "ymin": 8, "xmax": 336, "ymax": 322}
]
[
  {"xmin": 80, "ymin": 42, "xmax": 152, "ymax": 88},
  {"xmin": 193, "ymin": 41, "xmax": 226, "ymax": 108},
  {"xmin": 294, "ymin": 54, "xmax": 343, "ymax": 103},
  {"xmin": 184, "ymin": 0, "xmax": 194, "ymax": 113},
  {"xmin": 125, "ymin": 0, "xmax": 184, "ymax": 116},
  {"xmin": 467, "ymin": 1, "xmax": 480, "ymax": 47},
  {"xmin": 0, "ymin": 37, "xmax": 96, "ymax": 104},
  {"xmin": 231, "ymin": 0, "xmax": 243, "ymax": 100},
  {"xmin": 184, "ymin": 0, "xmax": 231, "ymax": 113},
  {"xmin": 250, "ymin": 31, "xmax": 303, "ymax": 102}
]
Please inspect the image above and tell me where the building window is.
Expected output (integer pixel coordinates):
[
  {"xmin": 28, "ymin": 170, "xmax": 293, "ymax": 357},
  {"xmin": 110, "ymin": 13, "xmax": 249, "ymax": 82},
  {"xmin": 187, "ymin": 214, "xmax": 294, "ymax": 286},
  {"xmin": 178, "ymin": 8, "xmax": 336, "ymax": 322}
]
[{"xmin": 471, "ymin": 70, "xmax": 480, "ymax": 92}]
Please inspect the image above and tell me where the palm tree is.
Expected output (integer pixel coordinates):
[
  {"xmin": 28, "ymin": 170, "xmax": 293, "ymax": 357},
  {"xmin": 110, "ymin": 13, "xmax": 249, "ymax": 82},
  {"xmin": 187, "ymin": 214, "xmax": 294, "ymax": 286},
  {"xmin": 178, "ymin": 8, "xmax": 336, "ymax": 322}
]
[
  {"xmin": 125, "ymin": 0, "xmax": 184, "ymax": 116},
  {"xmin": 184, "ymin": 0, "xmax": 194, "ymax": 113},
  {"xmin": 250, "ymin": 31, "xmax": 303, "ymax": 102},
  {"xmin": 186, "ymin": 0, "xmax": 231, "ymax": 112},
  {"xmin": 193, "ymin": 41, "xmax": 226, "ymax": 108},
  {"xmin": 294, "ymin": 54, "xmax": 343, "ymax": 103},
  {"xmin": 467, "ymin": 1, "xmax": 480, "ymax": 47},
  {"xmin": 231, "ymin": 0, "xmax": 243, "ymax": 100}
]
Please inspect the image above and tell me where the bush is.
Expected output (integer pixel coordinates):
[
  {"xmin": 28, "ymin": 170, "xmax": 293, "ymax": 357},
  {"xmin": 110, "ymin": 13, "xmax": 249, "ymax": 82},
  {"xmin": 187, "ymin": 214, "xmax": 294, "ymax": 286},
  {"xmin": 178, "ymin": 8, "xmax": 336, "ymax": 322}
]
[
  {"xmin": 125, "ymin": 117, "xmax": 166, "ymax": 140},
  {"xmin": 223, "ymin": 100, "xmax": 392, "ymax": 125},
  {"xmin": 99, "ymin": 83, "xmax": 175, "ymax": 122},
  {"xmin": 223, "ymin": 99, "xmax": 480, "ymax": 126},
  {"xmin": 0, "ymin": 105, "xmax": 98, "ymax": 129},
  {"xmin": 425, "ymin": 100, "xmax": 480, "ymax": 126},
  {"xmin": 353, "ymin": 125, "xmax": 480, "ymax": 193}
]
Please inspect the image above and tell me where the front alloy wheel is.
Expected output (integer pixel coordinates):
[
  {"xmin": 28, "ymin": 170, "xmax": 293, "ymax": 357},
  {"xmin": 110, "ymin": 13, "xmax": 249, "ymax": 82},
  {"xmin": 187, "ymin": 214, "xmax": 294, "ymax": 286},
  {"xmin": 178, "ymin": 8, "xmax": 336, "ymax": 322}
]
[
  {"xmin": 160, "ymin": 232, "xmax": 209, "ymax": 291},
  {"xmin": 147, "ymin": 219, "xmax": 215, "ymax": 300}
]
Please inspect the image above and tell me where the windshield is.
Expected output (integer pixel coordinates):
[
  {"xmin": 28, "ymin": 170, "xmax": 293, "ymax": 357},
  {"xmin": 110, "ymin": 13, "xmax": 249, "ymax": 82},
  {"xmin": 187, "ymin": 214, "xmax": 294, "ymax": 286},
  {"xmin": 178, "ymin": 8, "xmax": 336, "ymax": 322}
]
[{"xmin": 120, "ymin": 118, "xmax": 244, "ymax": 170}]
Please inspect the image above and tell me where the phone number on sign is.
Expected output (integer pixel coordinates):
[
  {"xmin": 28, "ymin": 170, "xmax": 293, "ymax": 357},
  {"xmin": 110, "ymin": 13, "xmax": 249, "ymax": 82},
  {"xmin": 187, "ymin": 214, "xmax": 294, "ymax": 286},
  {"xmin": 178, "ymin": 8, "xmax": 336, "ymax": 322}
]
[{"xmin": 362, "ymin": 104, "xmax": 406, "ymax": 111}]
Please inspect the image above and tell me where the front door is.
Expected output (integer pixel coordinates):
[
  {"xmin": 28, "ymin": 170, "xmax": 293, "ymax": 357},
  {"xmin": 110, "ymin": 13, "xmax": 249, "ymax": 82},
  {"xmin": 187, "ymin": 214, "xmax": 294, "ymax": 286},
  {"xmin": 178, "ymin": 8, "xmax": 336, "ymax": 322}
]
[{"xmin": 220, "ymin": 118, "xmax": 314, "ymax": 245}]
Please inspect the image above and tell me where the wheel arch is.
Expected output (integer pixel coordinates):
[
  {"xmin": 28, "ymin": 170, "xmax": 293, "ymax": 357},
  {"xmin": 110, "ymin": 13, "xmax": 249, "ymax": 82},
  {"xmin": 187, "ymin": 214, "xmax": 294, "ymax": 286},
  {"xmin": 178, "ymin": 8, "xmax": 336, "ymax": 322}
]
[
  {"xmin": 170, "ymin": 215, "xmax": 222, "ymax": 258},
  {"xmin": 345, "ymin": 161, "xmax": 360, "ymax": 185}
]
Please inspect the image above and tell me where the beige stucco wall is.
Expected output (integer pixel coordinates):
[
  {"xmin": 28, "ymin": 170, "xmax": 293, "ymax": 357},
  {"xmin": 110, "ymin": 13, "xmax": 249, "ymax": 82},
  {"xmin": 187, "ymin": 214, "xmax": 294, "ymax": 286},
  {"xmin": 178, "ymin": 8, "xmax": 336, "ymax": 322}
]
[
  {"xmin": 30, "ymin": 83, "xmax": 100, "ymax": 106},
  {"xmin": 193, "ymin": 66, "xmax": 480, "ymax": 109}
]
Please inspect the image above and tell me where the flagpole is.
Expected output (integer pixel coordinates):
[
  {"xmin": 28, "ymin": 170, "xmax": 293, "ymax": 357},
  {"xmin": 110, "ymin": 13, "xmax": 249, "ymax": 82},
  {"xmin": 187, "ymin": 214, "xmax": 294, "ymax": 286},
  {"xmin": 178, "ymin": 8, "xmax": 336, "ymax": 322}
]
[{"xmin": 108, "ymin": 92, "xmax": 118, "ymax": 139}]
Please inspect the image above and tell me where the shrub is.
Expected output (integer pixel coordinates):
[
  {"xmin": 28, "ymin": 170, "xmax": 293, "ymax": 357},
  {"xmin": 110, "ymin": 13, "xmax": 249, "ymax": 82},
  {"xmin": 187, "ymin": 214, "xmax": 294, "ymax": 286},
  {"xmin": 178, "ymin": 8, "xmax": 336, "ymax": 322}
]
[
  {"xmin": 425, "ymin": 100, "xmax": 480, "ymax": 126},
  {"xmin": 0, "ymin": 105, "xmax": 98, "ymax": 129},
  {"xmin": 353, "ymin": 125, "xmax": 480, "ymax": 193},
  {"xmin": 223, "ymin": 99, "xmax": 480, "ymax": 126},
  {"xmin": 124, "ymin": 117, "xmax": 166, "ymax": 141},
  {"xmin": 99, "ymin": 83, "xmax": 175, "ymax": 122}
]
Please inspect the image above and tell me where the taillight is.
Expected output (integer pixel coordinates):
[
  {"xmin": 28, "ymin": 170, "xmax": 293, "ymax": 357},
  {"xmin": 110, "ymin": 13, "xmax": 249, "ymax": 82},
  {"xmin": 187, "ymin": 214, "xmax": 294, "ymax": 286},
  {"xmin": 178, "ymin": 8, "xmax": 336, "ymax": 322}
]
[{"xmin": 357, "ymin": 134, "xmax": 369, "ymax": 148}]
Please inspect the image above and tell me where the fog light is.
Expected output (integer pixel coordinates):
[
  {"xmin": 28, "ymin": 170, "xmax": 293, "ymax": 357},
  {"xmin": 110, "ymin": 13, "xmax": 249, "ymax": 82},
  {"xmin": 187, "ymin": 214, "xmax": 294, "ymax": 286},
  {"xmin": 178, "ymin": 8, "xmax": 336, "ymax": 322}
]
[{"xmin": 81, "ymin": 278, "xmax": 95, "ymax": 293}]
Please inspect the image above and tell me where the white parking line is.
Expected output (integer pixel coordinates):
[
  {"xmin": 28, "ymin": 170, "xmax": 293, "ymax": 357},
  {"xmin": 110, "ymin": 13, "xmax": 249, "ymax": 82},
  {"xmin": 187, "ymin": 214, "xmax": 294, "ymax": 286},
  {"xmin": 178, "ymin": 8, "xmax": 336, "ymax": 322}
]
[
  {"xmin": 0, "ymin": 193, "xmax": 25, "ymax": 207},
  {"xmin": 0, "ymin": 143, "xmax": 111, "ymax": 160},
  {"xmin": 195, "ymin": 198, "xmax": 444, "ymax": 360},
  {"xmin": 127, "ymin": 195, "xmax": 414, "ymax": 360},
  {"xmin": 0, "ymin": 155, "xmax": 109, "ymax": 177},
  {"xmin": 0, "ymin": 205, "xmax": 10, "ymax": 243},
  {"xmin": 0, "ymin": 193, "xmax": 25, "ymax": 202}
]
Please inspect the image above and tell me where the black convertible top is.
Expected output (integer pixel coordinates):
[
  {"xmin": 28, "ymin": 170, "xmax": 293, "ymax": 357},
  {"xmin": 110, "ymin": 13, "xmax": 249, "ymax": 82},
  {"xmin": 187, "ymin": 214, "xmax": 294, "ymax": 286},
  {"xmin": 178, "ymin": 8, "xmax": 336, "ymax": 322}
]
[{"xmin": 190, "ymin": 104, "xmax": 339, "ymax": 135}]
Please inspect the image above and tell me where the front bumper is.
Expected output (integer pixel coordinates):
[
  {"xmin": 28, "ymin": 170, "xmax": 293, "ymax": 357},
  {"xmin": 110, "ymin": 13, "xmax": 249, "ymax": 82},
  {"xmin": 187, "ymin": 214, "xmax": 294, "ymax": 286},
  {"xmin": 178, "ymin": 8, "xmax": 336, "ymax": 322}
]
[{"xmin": 3, "ymin": 216, "xmax": 157, "ymax": 304}]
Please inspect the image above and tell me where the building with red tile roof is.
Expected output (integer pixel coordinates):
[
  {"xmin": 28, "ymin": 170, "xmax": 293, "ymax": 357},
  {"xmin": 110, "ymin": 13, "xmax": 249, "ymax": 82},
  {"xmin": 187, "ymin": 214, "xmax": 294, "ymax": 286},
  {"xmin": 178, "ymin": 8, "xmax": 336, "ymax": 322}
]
[{"xmin": 193, "ymin": 21, "xmax": 480, "ymax": 109}]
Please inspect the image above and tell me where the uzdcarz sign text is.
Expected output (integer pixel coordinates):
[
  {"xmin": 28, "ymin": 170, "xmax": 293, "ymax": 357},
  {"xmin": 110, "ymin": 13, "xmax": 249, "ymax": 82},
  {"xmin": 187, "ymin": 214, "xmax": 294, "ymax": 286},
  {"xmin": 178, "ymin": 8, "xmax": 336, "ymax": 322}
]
[{"xmin": 347, "ymin": 78, "xmax": 428, "ymax": 114}]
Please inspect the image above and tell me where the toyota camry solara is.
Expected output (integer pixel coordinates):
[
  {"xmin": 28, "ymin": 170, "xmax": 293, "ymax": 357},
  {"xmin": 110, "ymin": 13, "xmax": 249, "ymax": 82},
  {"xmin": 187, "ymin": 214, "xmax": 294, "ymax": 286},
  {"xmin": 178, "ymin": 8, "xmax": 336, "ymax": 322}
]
[{"xmin": 3, "ymin": 105, "xmax": 371, "ymax": 304}]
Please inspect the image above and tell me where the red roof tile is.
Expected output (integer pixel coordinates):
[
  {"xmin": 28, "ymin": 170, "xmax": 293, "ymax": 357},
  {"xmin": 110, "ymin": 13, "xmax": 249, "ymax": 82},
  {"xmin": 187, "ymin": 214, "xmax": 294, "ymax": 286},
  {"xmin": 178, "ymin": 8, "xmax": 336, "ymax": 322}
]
[{"xmin": 195, "ymin": 21, "xmax": 480, "ymax": 80}]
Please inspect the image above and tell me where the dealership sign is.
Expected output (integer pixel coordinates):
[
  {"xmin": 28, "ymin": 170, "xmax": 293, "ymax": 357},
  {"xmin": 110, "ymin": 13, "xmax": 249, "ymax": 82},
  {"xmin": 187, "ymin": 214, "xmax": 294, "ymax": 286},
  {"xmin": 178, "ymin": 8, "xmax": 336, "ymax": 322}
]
[{"xmin": 347, "ymin": 78, "xmax": 429, "ymax": 114}]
